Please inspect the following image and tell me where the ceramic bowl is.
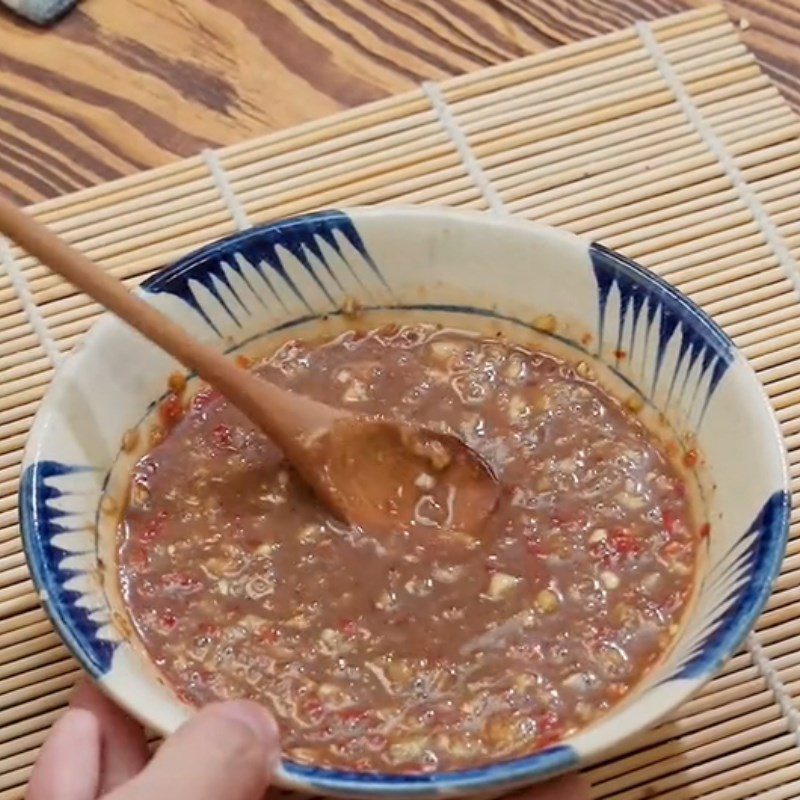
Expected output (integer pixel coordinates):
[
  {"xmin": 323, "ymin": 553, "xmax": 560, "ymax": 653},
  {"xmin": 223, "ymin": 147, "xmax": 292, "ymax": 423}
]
[{"xmin": 20, "ymin": 207, "xmax": 789, "ymax": 797}]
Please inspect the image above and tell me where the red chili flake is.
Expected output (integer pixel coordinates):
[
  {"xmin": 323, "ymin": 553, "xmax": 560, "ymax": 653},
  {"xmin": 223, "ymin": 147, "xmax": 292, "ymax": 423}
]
[
  {"xmin": 212, "ymin": 424, "xmax": 233, "ymax": 449},
  {"xmin": 140, "ymin": 525, "xmax": 158, "ymax": 544},
  {"xmin": 536, "ymin": 710, "xmax": 563, "ymax": 747},
  {"xmin": 141, "ymin": 509, "xmax": 168, "ymax": 542},
  {"xmin": 699, "ymin": 522, "xmax": 711, "ymax": 540},
  {"xmin": 339, "ymin": 619, "xmax": 359, "ymax": 638},
  {"xmin": 161, "ymin": 612, "xmax": 177, "ymax": 630},
  {"xmin": 158, "ymin": 392, "xmax": 184, "ymax": 428},
  {"xmin": 235, "ymin": 354, "xmax": 253, "ymax": 369},
  {"xmin": 162, "ymin": 572, "xmax": 197, "ymax": 591},
  {"xmin": 258, "ymin": 627, "xmax": 280, "ymax": 644},
  {"xmin": 662, "ymin": 509, "xmax": 680, "ymax": 537},
  {"xmin": 191, "ymin": 389, "xmax": 213, "ymax": 411},
  {"xmin": 609, "ymin": 528, "xmax": 642, "ymax": 557},
  {"xmin": 538, "ymin": 710, "xmax": 559, "ymax": 733},
  {"xmin": 614, "ymin": 349, "xmax": 627, "ymax": 360},
  {"xmin": 683, "ymin": 448, "xmax": 698, "ymax": 468}
]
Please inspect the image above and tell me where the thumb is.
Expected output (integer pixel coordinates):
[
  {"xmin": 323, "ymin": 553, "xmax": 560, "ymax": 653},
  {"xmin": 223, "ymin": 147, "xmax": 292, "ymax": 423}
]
[{"xmin": 109, "ymin": 701, "xmax": 280, "ymax": 800}]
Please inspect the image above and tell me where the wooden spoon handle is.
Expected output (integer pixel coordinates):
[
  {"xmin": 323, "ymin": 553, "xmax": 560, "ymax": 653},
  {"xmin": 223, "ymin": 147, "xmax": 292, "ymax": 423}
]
[{"xmin": 0, "ymin": 194, "xmax": 315, "ymax": 446}]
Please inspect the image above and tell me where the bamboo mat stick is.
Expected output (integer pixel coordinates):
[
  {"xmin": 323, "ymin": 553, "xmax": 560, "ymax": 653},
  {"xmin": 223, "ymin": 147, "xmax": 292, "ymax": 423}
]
[
  {"xmin": 0, "ymin": 637, "xmax": 63, "ymax": 670},
  {"xmin": 754, "ymin": 780, "xmax": 800, "ymax": 800},
  {"xmin": 594, "ymin": 731, "xmax": 798, "ymax": 797},
  {"xmin": 597, "ymin": 749, "xmax": 800, "ymax": 800},
  {"xmin": 590, "ymin": 727, "xmax": 794, "ymax": 794},
  {"xmin": 0, "ymin": 709, "xmax": 66, "ymax": 748},
  {"xmin": 590, "ymin": 703, "xmax": 784, "ymax": 779}
]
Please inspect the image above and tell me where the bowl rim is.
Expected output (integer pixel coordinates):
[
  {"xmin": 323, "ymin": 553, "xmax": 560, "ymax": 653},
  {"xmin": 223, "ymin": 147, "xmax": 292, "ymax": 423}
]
[{"xmin": 19, "ymin": 206, "xmax": 791, "ymax": 795}]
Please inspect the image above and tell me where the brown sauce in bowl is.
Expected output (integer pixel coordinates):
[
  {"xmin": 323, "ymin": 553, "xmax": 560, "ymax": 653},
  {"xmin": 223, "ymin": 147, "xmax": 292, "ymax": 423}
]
[{"xmin": 118, "ymin": 324, "xmax": 699, "ymax": 773}]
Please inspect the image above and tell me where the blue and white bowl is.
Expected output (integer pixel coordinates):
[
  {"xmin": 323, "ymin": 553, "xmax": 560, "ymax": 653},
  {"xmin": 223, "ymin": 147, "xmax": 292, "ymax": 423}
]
[{"xmin": 20, "ymin": 207, "xmax": 789, "ymax": 797}]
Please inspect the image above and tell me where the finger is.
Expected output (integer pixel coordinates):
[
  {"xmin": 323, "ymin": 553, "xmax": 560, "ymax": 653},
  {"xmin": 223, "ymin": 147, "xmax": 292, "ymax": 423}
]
[
  {"xmin": 27, "ymin": 709, "xmax": 101, "ymax": 800},
  {"xmin": 108, "ymin": 701, "xmax": 280, "ymax": 800},
  {"xmin": 70, "ymin": 679, "xmax": 150, "ymax": 793}
]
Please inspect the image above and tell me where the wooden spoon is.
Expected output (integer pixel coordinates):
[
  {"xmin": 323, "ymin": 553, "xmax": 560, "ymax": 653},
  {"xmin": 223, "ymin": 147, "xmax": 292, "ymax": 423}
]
[{"xmin": 0, "ymin": 196, "xmax": 500, "ymax": 533}]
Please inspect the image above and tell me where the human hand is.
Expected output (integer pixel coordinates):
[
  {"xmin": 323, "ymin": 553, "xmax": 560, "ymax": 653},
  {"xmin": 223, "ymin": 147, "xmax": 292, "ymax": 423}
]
[
  {"xmin": 28, "ymin": 680, "xmax": 278, "ymax": 800},
  {"xmin": 28, "ymin": 680, "xmax": 590, "ymax": 800}
]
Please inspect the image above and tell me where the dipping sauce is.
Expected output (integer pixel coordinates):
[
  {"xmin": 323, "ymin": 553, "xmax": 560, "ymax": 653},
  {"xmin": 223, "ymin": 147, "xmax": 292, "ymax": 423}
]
[{"xmin": 118, "ymin": 324, "xmax": 699, "ymax": 773}]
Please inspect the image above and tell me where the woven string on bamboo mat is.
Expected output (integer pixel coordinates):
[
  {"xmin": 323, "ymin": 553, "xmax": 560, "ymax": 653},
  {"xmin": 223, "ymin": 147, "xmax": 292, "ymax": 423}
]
[{"xmin": 1, "ymin": 4, "xmax": 800, "ymax": 798}]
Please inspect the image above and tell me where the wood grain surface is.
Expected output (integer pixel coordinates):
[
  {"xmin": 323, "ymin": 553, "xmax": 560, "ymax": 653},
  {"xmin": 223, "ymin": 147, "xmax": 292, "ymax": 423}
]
[{"xmin": 0, "ymin": 0, "xmax": 798, "ymax": 204}]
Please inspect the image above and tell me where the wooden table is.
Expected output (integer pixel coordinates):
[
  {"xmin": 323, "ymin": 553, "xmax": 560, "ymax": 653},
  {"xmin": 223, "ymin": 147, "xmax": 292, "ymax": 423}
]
[{"xmin": 0, "ymin": 0, "xmax": 797, "ymax": 205}]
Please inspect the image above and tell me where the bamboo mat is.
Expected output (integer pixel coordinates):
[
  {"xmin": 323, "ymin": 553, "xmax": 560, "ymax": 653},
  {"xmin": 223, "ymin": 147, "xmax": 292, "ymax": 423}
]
[{"xmin": 1, "ymin": 5, "xmax": 800, "ymax": 798}]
